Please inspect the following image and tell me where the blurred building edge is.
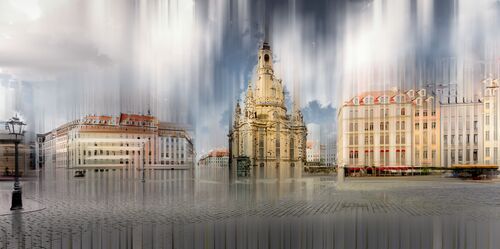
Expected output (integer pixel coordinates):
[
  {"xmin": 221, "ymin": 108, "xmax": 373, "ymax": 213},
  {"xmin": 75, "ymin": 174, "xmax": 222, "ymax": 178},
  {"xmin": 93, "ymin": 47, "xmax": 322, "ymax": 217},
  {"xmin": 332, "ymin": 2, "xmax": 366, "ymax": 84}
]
[
  {"xmin": 37, "ymin": 113, "xmax": 195, "ymax": 170},
  {"xmin": 198, "ymin": 148, "xmax": 229, "ymax": 167},
  {"xmin": 0, "ymin": 132, "xmax": 36, "ymax": 177}
]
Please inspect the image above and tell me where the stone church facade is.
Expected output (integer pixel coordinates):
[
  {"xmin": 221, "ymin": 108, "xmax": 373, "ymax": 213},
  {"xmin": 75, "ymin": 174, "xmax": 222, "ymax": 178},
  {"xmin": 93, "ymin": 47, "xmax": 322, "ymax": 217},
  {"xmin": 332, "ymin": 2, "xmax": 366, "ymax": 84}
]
[{"xmin": 229, "ymin": 42, "xmax": 307, "ymax": 169}]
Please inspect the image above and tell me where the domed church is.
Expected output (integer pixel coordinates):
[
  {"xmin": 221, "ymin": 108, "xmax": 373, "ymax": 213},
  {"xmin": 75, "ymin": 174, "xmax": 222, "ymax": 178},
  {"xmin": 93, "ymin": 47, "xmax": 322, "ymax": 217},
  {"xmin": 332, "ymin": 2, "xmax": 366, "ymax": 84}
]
[{"xmin": 229, "ymin": 42, "xmax": 307, "ymax": 170}]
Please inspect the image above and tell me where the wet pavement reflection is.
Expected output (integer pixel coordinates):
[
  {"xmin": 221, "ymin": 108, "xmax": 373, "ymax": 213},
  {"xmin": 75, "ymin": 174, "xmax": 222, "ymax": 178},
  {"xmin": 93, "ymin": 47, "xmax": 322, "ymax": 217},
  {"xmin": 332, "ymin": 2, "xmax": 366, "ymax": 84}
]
[{"xmin": 1, "ymin": 168, "xmax": 500, "ymax": 248}]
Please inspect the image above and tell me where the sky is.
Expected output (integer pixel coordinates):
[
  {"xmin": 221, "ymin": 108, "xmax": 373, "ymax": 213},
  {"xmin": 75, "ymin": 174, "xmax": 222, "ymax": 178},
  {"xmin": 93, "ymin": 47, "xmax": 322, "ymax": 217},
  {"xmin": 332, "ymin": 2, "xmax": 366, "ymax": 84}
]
[{"xmin": 0, "ymin": 0, "xmax": 499, "ymax": 155}]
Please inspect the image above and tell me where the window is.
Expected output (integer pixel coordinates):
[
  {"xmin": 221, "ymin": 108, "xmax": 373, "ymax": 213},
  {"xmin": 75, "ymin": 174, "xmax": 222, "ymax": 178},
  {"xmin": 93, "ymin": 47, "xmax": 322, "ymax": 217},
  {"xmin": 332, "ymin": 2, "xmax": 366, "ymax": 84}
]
[
  {"xmin": 451, "ymin": 135, "xmax": 455, "ymax": 145},
  {"xmin": 486, "ymin": 148, "xmax": 491, "ymax": 157},
  {"xmin": 401, "ymin": 108, "xmax": 405, "ymax": 115},
  {"xmin": 396, "ymin": 121, "xmax": 400, "ymax": 130},
  {"xmin": 431, "ymin": 122, "xmax": 436, "ymax": 129},
  {"xmin": 415, "ymin": 123, "xmax": 420, "ymax": 129},
  {"xmin": 259, "ymin": 131, "xmax": 265, "ymax": 159},
  {"xmin": 486, "ymin": 115, "xmax": 490, "ymax": 125},
  {"xmin": 486, "ymin": 131, "xmax": 490, "ymax": 141},
  {"xmin": 423, "ymin": 123, "xmax": 428, "ymax": 130},
  {"xmin": 401, "ymin": 121, "xmax": 405, "ymax": 129}
]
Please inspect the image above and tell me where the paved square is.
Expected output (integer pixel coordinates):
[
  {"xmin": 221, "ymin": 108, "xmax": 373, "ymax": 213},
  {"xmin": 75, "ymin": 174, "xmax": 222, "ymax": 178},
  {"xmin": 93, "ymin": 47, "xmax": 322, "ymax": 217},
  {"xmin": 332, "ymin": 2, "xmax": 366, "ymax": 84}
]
[{"xmin": 1, "ymin": 169, "xmax": 500, "ymax": 248}]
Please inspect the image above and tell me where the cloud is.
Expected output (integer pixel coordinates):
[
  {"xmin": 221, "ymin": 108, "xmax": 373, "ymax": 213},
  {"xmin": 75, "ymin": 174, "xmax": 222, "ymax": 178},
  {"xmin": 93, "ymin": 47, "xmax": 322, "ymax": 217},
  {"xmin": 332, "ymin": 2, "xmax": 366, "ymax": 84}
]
[
  {"xmin": 219, "ymin": 107, "xmax": 231, "ymax": 129},
  {"xmin": 0, "ymin": 0, "xmax": 499, "ymax": 154},
  {"xmin": 301, "ymin": 100, "xmax": 337, "ymax": 125}
]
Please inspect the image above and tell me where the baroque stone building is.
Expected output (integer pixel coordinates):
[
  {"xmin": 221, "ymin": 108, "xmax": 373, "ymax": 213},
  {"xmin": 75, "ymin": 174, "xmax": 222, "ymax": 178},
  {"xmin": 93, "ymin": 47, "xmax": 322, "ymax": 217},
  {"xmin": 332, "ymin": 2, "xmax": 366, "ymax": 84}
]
[{"xmin": 229, "ymin": 42, "xmax": 307, "ymax": 169}]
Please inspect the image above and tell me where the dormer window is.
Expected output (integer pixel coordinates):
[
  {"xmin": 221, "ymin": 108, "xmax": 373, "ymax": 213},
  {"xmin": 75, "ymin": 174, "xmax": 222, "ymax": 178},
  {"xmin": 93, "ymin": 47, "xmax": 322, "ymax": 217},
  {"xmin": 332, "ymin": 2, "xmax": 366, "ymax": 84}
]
[
  {"xmin": 364, "ymin": 96, "xmax": 373, "ymax": 105},
  {"xmin": 407, "ymin": 90, "xmax": 414, "ymax": 98},
  {"xmin": 419, "ymin": 89, "xmax": 426, "ymax": 96},
  {"xmin": 353, "ymin": 98, "xmax": 359, "ymax": 105}
]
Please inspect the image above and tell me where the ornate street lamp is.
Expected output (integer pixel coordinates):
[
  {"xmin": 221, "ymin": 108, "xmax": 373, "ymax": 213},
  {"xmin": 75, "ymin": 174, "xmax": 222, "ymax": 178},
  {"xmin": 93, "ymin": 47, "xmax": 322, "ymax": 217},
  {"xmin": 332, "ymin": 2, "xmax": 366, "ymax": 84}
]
[{"xmin": 6, "ymin": 114, "xmax": 26, "ymax": 210}]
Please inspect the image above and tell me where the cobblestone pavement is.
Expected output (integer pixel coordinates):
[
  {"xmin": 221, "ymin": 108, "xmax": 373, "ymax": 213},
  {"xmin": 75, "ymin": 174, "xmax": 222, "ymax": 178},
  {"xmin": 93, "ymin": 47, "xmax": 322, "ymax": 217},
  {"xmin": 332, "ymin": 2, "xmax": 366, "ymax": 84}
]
[{"xmin": 1, "ymin": 169, "xmax": 500, "ymax": 248}]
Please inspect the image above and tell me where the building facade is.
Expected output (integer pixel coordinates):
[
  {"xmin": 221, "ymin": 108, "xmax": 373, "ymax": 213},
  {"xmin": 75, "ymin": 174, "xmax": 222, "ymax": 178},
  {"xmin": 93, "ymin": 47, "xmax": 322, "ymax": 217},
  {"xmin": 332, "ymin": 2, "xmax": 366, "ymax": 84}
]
[
  {"xmin": 308, "ymin": 123, "xmax": 337, "ymax": 166},
  {"xmin": 229, "ymin": 42, "xmax": 307, "ymax": 169},
  {"xmin": 306, "ymin": 123, "xmax": 321, "ymax": 163},
  {"xmin": 482, "ymin": 78, "xmax": 500, "ymax": 166},
  {"xmin": 0, "ymin": 132, "xmax": 35, "ymax": 176},
  {"xmin": 38, "ymin": 113, "xmax": 195, "ymax": 170},
  {"xmin": 198, "ymin": 149, "xmax": 229, "ymax": 167},
  {"xmin": 338, "ymin": 89, "xmax": 439, "ymax": 167},
  {"xmin": 440, "ymin": 78, "xmax": 499, "ymax": 167}
]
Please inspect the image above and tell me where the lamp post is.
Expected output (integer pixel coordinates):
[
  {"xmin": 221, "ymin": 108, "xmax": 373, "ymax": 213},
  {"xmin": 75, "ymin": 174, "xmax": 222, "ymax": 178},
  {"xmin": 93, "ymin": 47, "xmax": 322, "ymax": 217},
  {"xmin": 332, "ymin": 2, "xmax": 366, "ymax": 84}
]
[
  {"xmin": 142, "ymin": 141, "xmax": 146, "ymax": 183},
  {"xmin": 6, "ymin": 114, "xmax": 26, "ymax": 210}
]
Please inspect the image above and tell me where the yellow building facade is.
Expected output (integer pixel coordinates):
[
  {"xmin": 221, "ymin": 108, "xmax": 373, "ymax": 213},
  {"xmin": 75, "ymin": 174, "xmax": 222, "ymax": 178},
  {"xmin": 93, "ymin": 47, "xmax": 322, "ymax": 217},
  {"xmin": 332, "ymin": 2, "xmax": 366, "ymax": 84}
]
[
  {"xmin": 338, "ymin": 89, "xmax": 440, "ymax": 168},
  {"xmin": 229, "ymin": 42, "xmax": 307, "ymax": 171}
]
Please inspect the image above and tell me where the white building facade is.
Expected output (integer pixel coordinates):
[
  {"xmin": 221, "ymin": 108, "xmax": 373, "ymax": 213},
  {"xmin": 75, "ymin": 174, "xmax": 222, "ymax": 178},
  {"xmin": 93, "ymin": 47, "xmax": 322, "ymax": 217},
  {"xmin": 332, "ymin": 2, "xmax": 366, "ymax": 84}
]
[
  {"xmin": 39, "ymin": 114, "xmax": 195, "ymax": 170},
  {"xmin": 440, "ymin": 78, "xmax": 499, "ymax": 167}
]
